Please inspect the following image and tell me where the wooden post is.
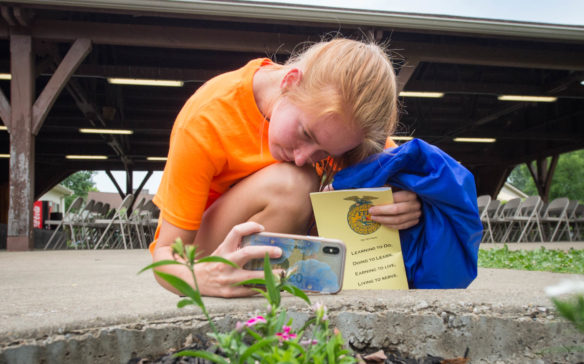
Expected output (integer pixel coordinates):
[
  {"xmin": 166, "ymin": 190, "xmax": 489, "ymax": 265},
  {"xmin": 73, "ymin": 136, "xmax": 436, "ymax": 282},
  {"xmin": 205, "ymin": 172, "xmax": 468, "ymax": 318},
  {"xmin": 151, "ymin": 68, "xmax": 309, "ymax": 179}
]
[
  {"xmin": 7, "ymin": 34, "xmax": 35, "ymax": 251},
  {"xmin": 473, "ymin": 165, "xmax": 512, "ymax": 198},
  {"xmin": 6, "ymin": 36, "xmax": 91, "ymax": 250},
  {"xmin": 126, "ymin": 167, "xmax": 133, "ymax": 195},
  {"xmin": 526, "ymin": 156, "xmax": 559, "ymax": 204}
]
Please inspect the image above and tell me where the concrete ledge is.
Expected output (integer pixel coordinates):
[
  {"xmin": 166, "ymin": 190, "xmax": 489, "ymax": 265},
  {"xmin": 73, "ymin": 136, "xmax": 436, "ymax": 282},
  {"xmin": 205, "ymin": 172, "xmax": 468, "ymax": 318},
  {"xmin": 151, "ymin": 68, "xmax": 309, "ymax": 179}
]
[{"xmin": 1, "ymin": 250, "xmax": 583, "ymax": 363}]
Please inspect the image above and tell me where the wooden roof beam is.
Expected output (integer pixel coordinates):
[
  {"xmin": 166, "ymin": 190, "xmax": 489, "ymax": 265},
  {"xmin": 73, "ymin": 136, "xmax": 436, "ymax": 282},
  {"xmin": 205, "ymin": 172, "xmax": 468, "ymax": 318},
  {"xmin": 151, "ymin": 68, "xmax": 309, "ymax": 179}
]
[
  {"xmin": 396, "ymin": 40, "xmax": 584, "ymax": 71},
  {"xmin": 32, "ymin": 38, "xmax": 92, "ymax": 135},
  {"xmin": 1, "ymin": 20, "xmax": 582, "ymax": 71},
  {"xmin": 404, "ymin": 79, "xmax": 584, "ymax": 99},
  {"xmin": 28, "ymin": 20, "xmax": 305, "ymax": 53}
]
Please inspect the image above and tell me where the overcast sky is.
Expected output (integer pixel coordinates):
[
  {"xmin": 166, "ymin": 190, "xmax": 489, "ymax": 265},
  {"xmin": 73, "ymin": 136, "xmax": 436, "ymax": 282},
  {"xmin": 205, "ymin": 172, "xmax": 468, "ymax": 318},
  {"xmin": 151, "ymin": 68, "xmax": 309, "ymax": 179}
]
[
  {"xmin": 93, "ymin": 0, "xmax": 583, "ymax": 193},
  {"xmin": 252, "ymin": 0, "xmax": 584, "ymax": 25}
]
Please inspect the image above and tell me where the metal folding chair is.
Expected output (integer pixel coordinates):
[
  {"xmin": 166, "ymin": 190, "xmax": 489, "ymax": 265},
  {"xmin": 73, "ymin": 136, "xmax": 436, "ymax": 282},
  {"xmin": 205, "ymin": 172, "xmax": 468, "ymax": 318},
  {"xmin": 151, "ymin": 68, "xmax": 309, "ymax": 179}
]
[
  {"xmin": 501, "ymin": 196, "xmax": 543, "ymax": 243},
  {"xmin": 93, "ymin": 194, "xmax": 137, "ymax": 249},
  {"xmin": 44, "ymin": 196, "xmax": 84, "ymax": 250},
  {"xmin": 477, "ymin": 195, "xmax": 491, "ymax": 243},
  {"xmin": 572, "ymin": 203, "xmax": 584, "ymax": 240},
  {"xmin": 138, "ymin": 200, "xmax": 159, "ymax": 245},
  {"xmin": 541, "ymin": 198, "xmax": 571, "ymax": 242},
  {"xmin": 491, "ymin": 198, "xmax": 521, "ymax": 243}
]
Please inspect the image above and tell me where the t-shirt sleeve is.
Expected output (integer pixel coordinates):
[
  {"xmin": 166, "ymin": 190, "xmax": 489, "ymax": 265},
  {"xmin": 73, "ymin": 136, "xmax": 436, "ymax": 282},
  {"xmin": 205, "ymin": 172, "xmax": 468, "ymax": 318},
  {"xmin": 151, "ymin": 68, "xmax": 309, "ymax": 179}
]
[
  {"xmin": 154, "ymin": 114, "xmax": 225, "ymax": 231},
  {"xmin": 385, "ymin": 137, "xmax": 397, "ymax": 149}
]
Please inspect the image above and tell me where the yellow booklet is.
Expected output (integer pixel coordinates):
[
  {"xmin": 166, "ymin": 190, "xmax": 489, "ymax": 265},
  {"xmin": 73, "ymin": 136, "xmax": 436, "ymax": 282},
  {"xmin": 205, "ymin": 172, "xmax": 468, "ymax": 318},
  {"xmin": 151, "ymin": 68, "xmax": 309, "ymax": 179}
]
[{"xmin": 310, "ymin": 187, "xmax": 408, "ymax": 290}]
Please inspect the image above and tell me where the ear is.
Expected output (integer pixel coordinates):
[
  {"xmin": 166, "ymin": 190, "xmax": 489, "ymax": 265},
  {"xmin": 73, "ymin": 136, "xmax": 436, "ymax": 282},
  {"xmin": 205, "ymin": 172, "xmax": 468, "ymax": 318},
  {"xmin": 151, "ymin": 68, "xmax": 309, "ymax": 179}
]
[{"xmin": 280, "ymin": 68, "xmax": 303, "ymax": 90}]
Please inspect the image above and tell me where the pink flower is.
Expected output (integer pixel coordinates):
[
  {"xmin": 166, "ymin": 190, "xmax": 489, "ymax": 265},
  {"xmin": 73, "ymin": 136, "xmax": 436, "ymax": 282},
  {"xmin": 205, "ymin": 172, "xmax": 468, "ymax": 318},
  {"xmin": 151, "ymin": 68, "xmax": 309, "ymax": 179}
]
[
  {"xmin": 276, "ymin": 325, "xmax": 297, "ymax": 342},
  {"xmin": 300, "ymin": 339, "xmax": 318, "ymax": 346},
  {"xmin": 312, "ymin": 302, "xmax": 328, "ymax": 321},
  {"xmin": 245, "ymin": 316, "xmax": 266, "ymax": 327}
]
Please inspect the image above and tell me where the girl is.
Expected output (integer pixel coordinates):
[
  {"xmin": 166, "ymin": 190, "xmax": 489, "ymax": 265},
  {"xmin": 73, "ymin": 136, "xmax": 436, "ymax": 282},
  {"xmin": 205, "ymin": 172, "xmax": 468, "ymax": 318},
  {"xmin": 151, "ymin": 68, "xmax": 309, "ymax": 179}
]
[{"xmin": 150, "ymin": 37, "xmax": 421, "ymax": 297}]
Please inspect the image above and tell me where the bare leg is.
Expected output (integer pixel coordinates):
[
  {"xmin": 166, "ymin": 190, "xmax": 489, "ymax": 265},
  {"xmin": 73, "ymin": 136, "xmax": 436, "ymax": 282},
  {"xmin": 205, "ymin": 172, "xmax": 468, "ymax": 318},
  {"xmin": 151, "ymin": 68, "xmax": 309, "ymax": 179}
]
[{"xmin": 194, "ymin": 163, "xmax": 319, "ymax": 254}]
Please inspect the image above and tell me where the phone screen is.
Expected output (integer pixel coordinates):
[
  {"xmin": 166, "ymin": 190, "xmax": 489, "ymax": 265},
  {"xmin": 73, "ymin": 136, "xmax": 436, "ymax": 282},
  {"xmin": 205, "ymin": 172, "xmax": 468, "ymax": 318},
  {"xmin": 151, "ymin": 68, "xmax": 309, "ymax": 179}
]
[{"xmin": 241, "ymin": 233, "xmax": 345, "ymax": 294}]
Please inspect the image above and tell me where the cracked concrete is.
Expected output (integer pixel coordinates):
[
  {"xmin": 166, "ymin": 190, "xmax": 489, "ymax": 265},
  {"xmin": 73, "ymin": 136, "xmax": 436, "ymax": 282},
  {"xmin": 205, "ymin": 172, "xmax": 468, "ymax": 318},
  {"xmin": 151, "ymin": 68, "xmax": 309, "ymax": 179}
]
[{"xmin": 1, "ymin": 248, "xmax": 583, "ymax": 363}]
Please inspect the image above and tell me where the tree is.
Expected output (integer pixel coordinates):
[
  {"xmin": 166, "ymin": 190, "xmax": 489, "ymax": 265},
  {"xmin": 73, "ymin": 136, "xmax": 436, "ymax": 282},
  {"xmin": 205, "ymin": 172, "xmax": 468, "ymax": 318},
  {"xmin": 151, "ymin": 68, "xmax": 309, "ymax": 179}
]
[
  {"xmin": 507, "ymin": 149, "xmax": 584, "ymax": 203},
  {"xmin": 60, "ymin": 171, "xmax": 98, "ymax": 210},
  {"xmin": 549, "ymin": 150, "xmax": 584, "ymax": 203},
  {"xmin": 507, "ymin": 163, "xmax": 538, "ymax": 196}
]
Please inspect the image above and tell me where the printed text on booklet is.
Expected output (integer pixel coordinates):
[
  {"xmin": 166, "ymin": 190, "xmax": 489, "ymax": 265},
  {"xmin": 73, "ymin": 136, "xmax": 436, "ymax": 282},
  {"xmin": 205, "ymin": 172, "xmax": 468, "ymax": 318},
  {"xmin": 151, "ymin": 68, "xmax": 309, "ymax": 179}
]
[{"xmin": 310, "ymin": 187, "xmax": 408, "ymax": 290}]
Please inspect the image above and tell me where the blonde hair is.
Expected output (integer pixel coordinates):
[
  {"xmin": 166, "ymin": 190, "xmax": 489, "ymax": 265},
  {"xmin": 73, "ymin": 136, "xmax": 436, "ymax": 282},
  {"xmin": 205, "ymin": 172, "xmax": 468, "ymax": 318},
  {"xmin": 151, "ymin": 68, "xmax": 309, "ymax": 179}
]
[{"xmin": 281, "ymin": 37, "xmax": 398, "ymax": 182}]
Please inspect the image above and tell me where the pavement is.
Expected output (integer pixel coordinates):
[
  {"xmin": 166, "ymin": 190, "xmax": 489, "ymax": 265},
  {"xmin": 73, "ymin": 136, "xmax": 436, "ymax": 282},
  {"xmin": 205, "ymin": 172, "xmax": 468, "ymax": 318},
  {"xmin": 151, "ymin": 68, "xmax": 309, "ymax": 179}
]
[{"xmin": 1, "ymin": 242, "xmax": 583, "ymax": 363}]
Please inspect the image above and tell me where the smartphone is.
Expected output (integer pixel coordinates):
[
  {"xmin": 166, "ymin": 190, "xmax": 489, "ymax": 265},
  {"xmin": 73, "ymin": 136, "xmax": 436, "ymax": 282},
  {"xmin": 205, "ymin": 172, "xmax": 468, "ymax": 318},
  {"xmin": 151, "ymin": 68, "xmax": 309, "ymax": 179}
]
[{"xmin": 241, "ymin": 232, "xmax": 346, "ymax": 294}]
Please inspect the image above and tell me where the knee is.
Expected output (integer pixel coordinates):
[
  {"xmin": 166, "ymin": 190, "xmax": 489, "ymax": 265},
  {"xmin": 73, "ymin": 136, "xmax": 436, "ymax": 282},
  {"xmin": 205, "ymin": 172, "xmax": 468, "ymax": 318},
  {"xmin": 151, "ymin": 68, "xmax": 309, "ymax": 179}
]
[
  {"xmin": 261, "ymin": 163, "xmax": 319, "ymax": 214},
  {"xmin": 265, "ymin": 163, "xmax": 318, "ymax": 197}
]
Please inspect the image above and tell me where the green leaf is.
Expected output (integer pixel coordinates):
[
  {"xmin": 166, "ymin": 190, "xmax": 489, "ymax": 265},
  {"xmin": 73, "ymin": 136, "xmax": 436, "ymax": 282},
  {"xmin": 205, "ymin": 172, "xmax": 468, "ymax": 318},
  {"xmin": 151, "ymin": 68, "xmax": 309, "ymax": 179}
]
[
  {"xmin": 186, "ymin": 245, "xmax": 196, "ymax": 265},
  {"xmin": 174, "ymin": 350, "xmax": 229, "ymax": 364},
  {"xmin": 239, "ymin": 337, "xmax": 279, "ymax": 364},
  {"xmin": 197, "ymin": 256, "xmax": 239, "ymax": 269},
  {"xmin": 177, "ymin": 298, "xmax": 195, "ymax": 308},
  {"xmin": 326, "ymin": 336, "xmax": 336, "ymax": 363},
  {"xmin": 235, "ymin": 278, "xmax": 266, "ymax": 286},
  {"xmin": 281, "ymin": 283, "xmax": 311, "ymax": 305},
  {"xmin": 172, "ymin": 238, "xmax": 185, "ymax": 258},
  {"xmin": 137, "ymin": 260, "xmax": 183, "ymax": 274},
  {"xmin": 154, "ymin": 271, "xmax": 203, "ymax": 307},
  {"xmin": 274, "ymin": 310, "xmax": 287, "ymax": 333},
  {"xmin": 245, "ymin": 326, "xmax": 263, "ymax": 341},
  {"xmin": 299, "ymin": 317, "xmax": 317, "ymax": 333},
  {"xmin": 284, "ymin": 340, "xmax": 305, "ymax": 354},
  {"xmin": 552, "ymin": 298, "xmax": 577, "ymax": 322},
  {"xmin": 263, "ymin": 253, "xmax": 280, "ymax": 307}
]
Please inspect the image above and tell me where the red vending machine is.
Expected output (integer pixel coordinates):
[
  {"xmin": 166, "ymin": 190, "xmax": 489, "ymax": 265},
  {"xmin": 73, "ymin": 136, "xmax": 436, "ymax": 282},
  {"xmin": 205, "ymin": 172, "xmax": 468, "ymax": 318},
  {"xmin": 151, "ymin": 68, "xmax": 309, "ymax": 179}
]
[{"xmin": 33, "ymin": 201, "xmax": 52, "ymax": 229}]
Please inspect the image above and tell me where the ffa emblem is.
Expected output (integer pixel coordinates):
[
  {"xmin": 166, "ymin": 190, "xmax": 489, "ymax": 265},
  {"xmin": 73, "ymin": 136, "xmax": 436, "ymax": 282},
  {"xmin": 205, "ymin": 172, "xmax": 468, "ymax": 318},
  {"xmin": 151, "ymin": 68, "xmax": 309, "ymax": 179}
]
[{"xmin": 345, "ymin": 195, "xmax": 380, "ymax": 235}]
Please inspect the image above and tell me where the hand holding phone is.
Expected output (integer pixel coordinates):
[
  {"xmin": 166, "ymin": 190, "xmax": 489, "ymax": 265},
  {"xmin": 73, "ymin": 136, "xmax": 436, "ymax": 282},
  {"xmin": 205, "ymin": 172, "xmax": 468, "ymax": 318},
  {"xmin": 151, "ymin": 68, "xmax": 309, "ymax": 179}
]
[{"xmin": 241, "ymin": 232, "xmax": 346, "ymax": 294}]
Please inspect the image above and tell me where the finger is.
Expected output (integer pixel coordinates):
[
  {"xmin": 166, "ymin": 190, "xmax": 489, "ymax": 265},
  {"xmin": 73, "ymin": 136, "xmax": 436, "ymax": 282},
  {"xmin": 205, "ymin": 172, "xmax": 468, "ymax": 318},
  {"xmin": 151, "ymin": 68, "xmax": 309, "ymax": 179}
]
[
  {"xmin": 227, "ymin": 245, "xmax": 283, "ymax": 267},
  {"xmin": 369, "ymin": 200, "xmax": 421, "ymax": 216},
  {"xmin": 323, "ymin": 184, "xmax": 334, "ymax": 192},
  {"xmin": 370, "ymin": 211, "xmax": 421, "ymax": 227},
  {"xmin": 372, "ymin": 217, "xmax": 420, "ymax": 230},
  {"xmin": 392, "ymin": 190, "xmax": 418, "ymax": 203},
  {"xmin": 384, "ymin": 219, "xmax": 420, "ymax": 230},
  {"xmin": 217, "ymin": 284, "xmax": 259, "ymax": 298},
  {"xmin": 219, "ymin": 222, "xmax": 265, "ymax": 253}
]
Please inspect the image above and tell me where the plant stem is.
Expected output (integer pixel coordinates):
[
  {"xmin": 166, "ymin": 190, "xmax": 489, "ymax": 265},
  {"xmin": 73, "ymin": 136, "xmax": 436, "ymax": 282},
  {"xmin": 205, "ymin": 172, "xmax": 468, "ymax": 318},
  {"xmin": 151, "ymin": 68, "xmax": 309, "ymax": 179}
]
[{"xmin": 188, "ymin": 261, "xmax": 219, "ymax": 336}]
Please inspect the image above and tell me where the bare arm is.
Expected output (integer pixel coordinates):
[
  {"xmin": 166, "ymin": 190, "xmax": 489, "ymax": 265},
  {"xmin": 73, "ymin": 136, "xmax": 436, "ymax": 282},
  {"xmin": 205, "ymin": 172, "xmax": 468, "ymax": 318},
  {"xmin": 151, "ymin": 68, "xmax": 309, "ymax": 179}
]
[{"xmin": 152, "ymin": 219, "xmax": 283, "ymax": 297}]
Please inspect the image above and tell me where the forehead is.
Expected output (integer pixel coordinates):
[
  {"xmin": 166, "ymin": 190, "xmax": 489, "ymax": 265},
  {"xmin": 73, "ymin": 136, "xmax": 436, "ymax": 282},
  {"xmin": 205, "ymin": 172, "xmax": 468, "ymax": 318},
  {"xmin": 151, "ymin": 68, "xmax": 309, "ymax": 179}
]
[{"xmin": 308, "ymin": 115, "xmax": 363, "ymax": 156}]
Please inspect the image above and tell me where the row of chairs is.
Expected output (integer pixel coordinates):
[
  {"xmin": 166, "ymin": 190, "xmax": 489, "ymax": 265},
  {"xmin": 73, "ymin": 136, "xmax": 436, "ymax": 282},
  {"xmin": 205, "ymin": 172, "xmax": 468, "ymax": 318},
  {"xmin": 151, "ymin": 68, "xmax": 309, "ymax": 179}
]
[
  {"xmin": 44, "ymin": 194, "xmax": 159, "ymax": 250},
  {"xmin": 478, "ymin": 195, "xmax": 584, "ymax": 243}
]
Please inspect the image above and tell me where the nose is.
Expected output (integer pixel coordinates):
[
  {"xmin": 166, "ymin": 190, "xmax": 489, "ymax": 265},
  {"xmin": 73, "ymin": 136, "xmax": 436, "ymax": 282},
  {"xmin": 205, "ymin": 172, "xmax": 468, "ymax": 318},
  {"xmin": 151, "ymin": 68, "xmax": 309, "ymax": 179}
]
[
  {"xmin": 293, "ymin": 147, "xmax": 311, "ymax": 167},
  {"xmin": 293, "ymin": 145, "xmax": 325, "ymax": 167}
]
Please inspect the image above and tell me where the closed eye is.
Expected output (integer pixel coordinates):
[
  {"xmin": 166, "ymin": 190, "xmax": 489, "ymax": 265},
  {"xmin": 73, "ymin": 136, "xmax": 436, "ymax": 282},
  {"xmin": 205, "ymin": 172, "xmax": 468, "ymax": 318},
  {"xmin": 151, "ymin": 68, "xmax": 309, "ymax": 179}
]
[{"xmin": 312, "ymin": 150, "xmax": 329, "ymax": 162}]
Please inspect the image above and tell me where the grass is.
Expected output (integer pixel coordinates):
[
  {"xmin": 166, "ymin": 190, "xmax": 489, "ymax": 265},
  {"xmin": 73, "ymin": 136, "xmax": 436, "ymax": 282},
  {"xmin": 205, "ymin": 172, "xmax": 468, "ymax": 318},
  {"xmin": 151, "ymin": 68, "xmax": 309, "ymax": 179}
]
[{"xmin": 478, "ymin": 245, "xmax": 584, "ymax": 274}]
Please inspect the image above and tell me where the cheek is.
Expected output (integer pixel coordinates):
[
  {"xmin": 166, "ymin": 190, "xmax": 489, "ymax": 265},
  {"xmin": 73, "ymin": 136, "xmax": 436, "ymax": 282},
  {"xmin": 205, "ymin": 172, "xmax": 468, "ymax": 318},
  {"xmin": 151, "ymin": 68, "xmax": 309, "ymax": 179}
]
[{"xmin": 269, "ymin": 118, "xmax": 293, "ymax": 145}]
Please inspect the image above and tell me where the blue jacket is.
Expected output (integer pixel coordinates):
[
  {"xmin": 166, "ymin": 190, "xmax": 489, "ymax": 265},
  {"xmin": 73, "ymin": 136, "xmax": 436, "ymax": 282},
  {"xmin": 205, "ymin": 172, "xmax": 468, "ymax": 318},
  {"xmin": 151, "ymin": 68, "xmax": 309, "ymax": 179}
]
[{"xmin": 332, "ymin": 139, "xmax": 482, "ymax": 288}]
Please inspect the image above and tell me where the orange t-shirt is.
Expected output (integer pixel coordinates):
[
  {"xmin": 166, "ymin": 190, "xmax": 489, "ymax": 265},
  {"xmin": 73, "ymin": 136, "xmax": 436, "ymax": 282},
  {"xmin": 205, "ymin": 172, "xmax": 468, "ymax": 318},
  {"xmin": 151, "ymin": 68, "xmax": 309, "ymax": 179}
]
[
  {"xmin": 385, "ymin": 137, "xmax": 398, "ymax": 149},
  {"xmin": 150, "ymin": 59, "xmax": 277, "ymax": 253}
]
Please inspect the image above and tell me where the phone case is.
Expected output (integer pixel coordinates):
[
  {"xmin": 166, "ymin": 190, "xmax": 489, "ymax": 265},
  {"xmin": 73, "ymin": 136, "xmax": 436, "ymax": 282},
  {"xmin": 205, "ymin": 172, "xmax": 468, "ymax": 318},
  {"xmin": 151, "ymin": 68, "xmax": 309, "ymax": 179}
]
[{"xmin": 241, "ymin": 232, "xmax": 346, "ymax": 294}]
